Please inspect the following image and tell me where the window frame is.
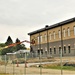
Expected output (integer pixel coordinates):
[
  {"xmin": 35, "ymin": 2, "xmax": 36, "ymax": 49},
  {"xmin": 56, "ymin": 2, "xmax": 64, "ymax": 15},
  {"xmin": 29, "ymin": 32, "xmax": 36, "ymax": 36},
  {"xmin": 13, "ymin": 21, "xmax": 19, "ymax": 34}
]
[
  {"xmin": 54, "ymin": 48, "xmax": 56, "ymax": 54},
  {"xmin": 64, "ymin": 46, "xmax": 66, "ymax": 53},
  {"xmin": 68, "ymin": 46, "xmax": 71, "ymax": 53},
  {"xmin": 63, "ymin": 29, "xmax": 66, "ymax": 37},
  {"xmin": 74, "ymin": 26, "xmax": 75, "ymax": 35},
  {"xmin": 53, "ymin": 31, "xmax": 55, "ymax": 39},
  {"xmin": 58, "ymin": 30, "xmax": 61, "ymax": 38},
  {"xmin": 40, "ymin": 35, "xmax": 42, "ymax": 43},
  {"xmin": 68, "ymin": 27, "xmax": 70, "ymax": 36},
  {"xmin": 59, "ymin": 47, "xmax": 61, "ymax": 54},
  {"xmin": 50, "ymin": 48, "xmax": 52, "ymax": 54},
  {"xmin": 38, "ymin": 36, "xmax": 39, "ymax": 44},
  {"xmin": 44, "ymin": 34, "xmax": 47, "ymax": 42},
  {"xmin": 49, "ymin": 33, "xmax": 51, "ymax": 40}
]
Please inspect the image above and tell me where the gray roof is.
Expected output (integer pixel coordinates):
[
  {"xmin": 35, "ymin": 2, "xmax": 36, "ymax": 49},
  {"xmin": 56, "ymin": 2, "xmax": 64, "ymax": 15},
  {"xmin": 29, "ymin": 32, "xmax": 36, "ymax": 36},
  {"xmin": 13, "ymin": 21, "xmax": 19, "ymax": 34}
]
[{"xmin": 28, "ymin": 17, "xmax": 75, "ymax": 35}]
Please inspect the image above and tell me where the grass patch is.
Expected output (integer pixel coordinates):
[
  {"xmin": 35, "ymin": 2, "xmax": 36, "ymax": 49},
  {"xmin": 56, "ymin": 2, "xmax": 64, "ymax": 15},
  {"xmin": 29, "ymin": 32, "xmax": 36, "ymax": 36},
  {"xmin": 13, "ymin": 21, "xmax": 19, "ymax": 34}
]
[
  {"xmin": 0, "ymin": 73, "xmax": 10, "ymax": 75},
  {"xmin": 45, "ymin": 66, "xmax": 75, "ymax": 71}
]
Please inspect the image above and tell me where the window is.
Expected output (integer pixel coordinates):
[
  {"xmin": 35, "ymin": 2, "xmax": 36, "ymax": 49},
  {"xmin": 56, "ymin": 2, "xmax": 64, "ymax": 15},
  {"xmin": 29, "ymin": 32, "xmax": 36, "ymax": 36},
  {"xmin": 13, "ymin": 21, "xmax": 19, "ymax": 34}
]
[
  {"xmin": 40, "ymin": 35, "xmax": 42, "ymax": 43},
  {"xmin": 45, "ymin": 47, "xmax": 47, "ymax": 55},
  {"xmin": 37, "ymin": 50, "xmax": 40, "ymax": 55},
  {"xmin": 50, "ymin": 33, "xmax": 51, "ymax": 40},
  {"xmin": 58, "ymin": 30, "xmax": 61, "ymax": 38},
  {"xmin": 68, "ymin": 28, "xmax": 70, "ymax": 36},
  {"xmin": 38, "ymin": 36, "xmax": 39, "ymax": 44},
  {"xmin": 63, "ymin": 29, "xmax": 66, "ymax": 37},
  {"xmin": 37, "ymin": 49, "xmax": 43, "ymax": 55},
  {"xmin": 74, "ymin": 26, "xmax": 75, "ymax": 35},
  {"xmin": 59, "ymin": 47, "xmax": 61, "ymax": 54},
  {"xmin": 74, "ymin": 44, "xmax": 75, "ymax": 49},
  {"xmin": 41, "ymin": 49, "xmax": 43, "ymax": 54},
  {"xmin": 50, "ymin": 48, "xmax": 52, "ymax": 54},
  {"xmin": 68, "ymin": 46, "xmax": 71, "ymax": 53},
  {"xmin": 54, "ymin": 48, "xmax": 56, "ymax": 54},
  {"xmin": 45, "ymin": 34, "xmax": 47, "ymax": 41},
  {"xmin": 45, "ymin": 47, "xmax": 47, "ymax": 52},
  {"xmin": 64, "ymin": 46, "xmax": 66, "ymax": 53},
  {"xmin": 53, "ymin": 32, "xmax": 55, "ymax": 39}
]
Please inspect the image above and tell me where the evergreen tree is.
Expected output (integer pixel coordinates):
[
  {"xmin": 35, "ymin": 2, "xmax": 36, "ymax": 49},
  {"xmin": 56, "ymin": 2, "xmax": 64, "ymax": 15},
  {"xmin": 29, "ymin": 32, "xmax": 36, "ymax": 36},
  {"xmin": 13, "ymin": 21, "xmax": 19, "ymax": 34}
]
[
  {"xmin": 1, "ymin": 36, "xmax": 14, "ymax": 55},
  {"xmin": 1, "ymin": 36, "xmax": 27, "ymax": 55},
  {"xmin": 15, "ymin": 38, "xmax": 21, "ymax": 51},
  {"xmin": 5, "ymin": 36, "xmax": 13, "ymax": 45},
  {"xmin": 0, "ymin": 43, "xmax": 6, "ymax": 55},
  {"xmin": 15, "ymin": 38, "xmax": 26, "ymax": 51}
]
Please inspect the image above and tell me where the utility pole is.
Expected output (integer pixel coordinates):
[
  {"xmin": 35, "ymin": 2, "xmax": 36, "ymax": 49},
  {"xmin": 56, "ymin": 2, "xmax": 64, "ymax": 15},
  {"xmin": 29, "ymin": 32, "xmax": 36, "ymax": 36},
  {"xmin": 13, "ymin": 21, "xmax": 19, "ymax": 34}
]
[{"xmin": 60, "ymin": 25, "xmax": 63, "ymax": 75}]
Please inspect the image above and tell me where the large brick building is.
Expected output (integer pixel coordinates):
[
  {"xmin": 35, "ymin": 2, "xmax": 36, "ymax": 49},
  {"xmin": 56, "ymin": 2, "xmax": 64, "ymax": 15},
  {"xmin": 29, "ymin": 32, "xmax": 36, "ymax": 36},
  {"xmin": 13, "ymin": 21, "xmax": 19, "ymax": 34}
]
[{"xmin": 28, "ymin": 17, "xmax": 75, "ymax": 57}]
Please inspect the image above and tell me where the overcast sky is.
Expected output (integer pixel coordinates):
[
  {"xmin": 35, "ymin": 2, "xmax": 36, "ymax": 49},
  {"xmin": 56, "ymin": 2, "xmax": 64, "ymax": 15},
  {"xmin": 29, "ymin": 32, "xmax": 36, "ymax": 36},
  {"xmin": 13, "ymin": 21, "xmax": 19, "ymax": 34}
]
[{"xmin": 0, "ymin": 0, "xmax": 75, "ymax": 47}]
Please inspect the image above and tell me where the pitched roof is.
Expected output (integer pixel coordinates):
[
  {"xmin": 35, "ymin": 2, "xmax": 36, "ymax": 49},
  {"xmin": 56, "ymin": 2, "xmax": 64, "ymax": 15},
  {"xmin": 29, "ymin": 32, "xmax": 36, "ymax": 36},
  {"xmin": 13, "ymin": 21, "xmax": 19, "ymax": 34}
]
[{"xmin": 28, "ymin": 17, "xmax": 75, "ymax": 35}]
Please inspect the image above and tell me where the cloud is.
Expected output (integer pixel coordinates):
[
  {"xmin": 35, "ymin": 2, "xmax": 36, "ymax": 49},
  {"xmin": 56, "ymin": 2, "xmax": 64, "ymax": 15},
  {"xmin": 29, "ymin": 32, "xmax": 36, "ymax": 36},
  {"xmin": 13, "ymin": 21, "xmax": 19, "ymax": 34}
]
[
  {"xmin": 0, "ymin": 0, "xmax": 75, "ymax": 47},
  {"xmin": 0, "ymin": 0, "xmax": 74, "ymax": 25}
]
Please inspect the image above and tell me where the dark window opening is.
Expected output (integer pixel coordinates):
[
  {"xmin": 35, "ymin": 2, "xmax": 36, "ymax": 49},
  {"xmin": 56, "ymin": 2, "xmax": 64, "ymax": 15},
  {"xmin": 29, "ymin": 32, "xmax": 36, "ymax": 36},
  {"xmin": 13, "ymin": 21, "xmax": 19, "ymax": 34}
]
[
  {"xmin": 59, "ymin": 47, "xmax": 61, "ymax": 54},
  {"xmin": 64, "ymin": 46, "xmax": 66, "ymax": 53},
  {"xmin": 50, "ymin": 48, "xmax": 52, "ymax": 54},
  {"xmin": 68, "ymin": 46, "xmax": 71, "ymax": 53},
  {"xmin": 37, "ymin": 49, "xmax": 43, "ymax": 55},
  {"xmin": 54, "ymin": 48, "xmax": 56, "ymax": 54}
]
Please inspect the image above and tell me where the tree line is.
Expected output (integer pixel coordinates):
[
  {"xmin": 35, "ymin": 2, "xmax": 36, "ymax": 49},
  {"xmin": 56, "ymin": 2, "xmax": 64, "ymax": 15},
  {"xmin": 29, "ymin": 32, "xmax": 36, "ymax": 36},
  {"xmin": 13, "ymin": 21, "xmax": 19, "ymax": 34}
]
[{"xmin": 0, "ymin": 36, "xmax": 27, "ymax": 55}]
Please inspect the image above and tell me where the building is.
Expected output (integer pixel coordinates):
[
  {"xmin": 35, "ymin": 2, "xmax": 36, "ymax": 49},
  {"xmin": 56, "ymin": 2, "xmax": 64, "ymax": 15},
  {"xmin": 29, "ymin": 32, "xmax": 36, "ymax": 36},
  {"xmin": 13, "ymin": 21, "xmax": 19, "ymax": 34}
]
[{"xmin": 28, "ymin": 17, "xmax": 75, "ymax": 57}]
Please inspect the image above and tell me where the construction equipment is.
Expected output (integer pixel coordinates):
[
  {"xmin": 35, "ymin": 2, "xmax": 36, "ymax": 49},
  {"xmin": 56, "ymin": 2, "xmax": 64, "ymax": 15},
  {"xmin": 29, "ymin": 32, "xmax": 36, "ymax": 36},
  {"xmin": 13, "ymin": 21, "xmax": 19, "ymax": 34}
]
[{"xmin": 0, "ymin": 40, "xmax": 35, "ymax": 50}]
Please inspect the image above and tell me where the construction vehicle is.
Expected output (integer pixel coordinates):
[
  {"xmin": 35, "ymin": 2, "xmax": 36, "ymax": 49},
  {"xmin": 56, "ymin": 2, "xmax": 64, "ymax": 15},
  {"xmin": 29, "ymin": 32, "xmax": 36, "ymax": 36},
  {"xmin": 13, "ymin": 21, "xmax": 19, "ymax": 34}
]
[{"xmin": 0, "ymin": 40, "xmax": 35, "ymax": 50}]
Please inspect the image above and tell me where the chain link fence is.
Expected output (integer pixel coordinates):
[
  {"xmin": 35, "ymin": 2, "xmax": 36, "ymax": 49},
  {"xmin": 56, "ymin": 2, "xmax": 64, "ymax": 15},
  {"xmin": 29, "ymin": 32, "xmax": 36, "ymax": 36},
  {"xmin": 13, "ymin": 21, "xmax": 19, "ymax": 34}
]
[{"xmin": 0, "ymin": 52, "xmax": 75, "ymax": 75}]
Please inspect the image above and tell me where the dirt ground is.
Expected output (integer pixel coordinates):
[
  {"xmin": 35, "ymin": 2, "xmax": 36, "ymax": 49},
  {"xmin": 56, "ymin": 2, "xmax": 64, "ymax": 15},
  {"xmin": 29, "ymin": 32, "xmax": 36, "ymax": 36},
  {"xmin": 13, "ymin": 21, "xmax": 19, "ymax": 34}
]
[
  {"xmin": 0, "ymin": 64, "xmax": 75, "ymax": 75},
  {"xmin": 1, "ymin": 56, "xmax": 75, "ymax": 75}
]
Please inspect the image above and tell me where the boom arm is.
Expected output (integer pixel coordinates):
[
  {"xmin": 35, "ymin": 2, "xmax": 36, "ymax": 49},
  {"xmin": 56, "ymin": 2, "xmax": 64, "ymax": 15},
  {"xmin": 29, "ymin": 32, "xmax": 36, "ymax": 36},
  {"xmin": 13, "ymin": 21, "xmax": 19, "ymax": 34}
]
[{"xmin": 0, "ymin": 40, "xmax": 35, "ymax": 50}]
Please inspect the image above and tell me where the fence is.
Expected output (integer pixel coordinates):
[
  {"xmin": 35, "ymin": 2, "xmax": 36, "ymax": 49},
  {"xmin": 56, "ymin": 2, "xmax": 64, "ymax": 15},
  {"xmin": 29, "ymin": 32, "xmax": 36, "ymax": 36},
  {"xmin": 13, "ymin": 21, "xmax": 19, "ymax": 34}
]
[{"xmin": 0, "ymin": 52, "xmax": 75, "ymax": 75}]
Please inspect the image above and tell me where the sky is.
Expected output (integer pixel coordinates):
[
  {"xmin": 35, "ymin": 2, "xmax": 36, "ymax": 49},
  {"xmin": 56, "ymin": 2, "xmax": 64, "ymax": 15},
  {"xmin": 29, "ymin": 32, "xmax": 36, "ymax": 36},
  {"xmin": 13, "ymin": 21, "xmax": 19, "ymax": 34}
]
[{"xmin": 0, "ymin": 0, "xmax": 75, "ymax": 47}]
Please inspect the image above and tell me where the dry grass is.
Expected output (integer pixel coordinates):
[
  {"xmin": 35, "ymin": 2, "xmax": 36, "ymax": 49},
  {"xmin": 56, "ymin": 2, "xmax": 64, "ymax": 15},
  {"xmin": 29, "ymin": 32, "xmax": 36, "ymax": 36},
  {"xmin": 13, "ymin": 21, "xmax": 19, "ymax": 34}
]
[
  {"xmin": 0, "ymin": 61, "xmax": 5, "ymax": 65},
  {"xmin": 27, "ymin": 57, "xmax": 55, "ymax": 63},
  {"xmin": 0, "ymin": 73, "xmax": 10, "ymax": 75}
]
